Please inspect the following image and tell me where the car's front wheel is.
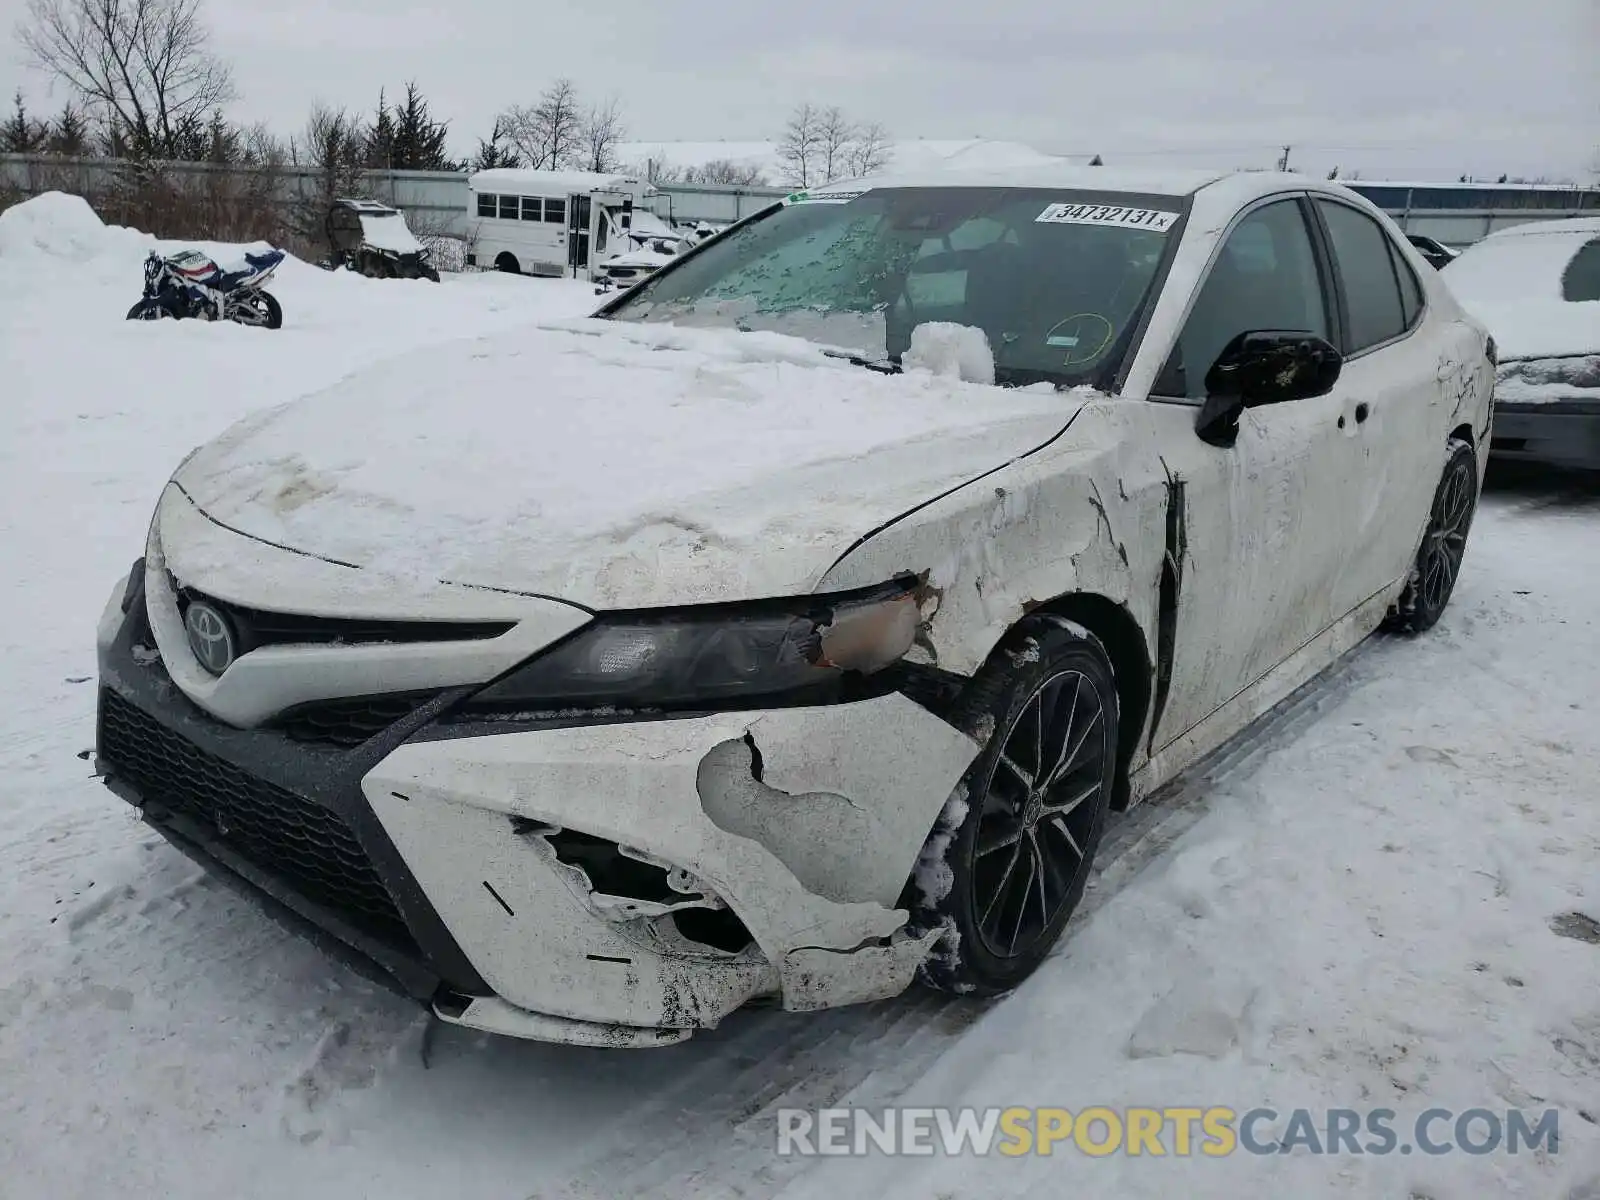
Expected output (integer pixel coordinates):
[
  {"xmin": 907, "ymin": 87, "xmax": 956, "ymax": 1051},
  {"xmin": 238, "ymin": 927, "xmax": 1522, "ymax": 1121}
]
[
  {"xmin": 911, "ymin": 617, "xmax": 1118, "ymax": 996},
  {"xmin": 1385, "ymin": 437, "xmax": 1479, "ymax": 633}
]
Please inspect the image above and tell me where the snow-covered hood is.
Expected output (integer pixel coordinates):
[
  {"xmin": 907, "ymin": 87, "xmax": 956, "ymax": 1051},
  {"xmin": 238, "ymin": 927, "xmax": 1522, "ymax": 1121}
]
[{"xmin": 171, "ymin": 319, "xmax": 1086, "ymax": 609}]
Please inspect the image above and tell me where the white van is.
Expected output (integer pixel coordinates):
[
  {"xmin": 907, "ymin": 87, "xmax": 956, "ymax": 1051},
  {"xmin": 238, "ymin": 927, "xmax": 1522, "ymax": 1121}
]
[{"xmin": 466, "ymin": 168, "xmax": 663, "ymax": 280}]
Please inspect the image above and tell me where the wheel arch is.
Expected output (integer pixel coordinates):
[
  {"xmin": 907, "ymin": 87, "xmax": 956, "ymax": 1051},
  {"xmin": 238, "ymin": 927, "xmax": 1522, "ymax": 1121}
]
[
  {"xmin": 965, "ymin": 593, "xmax": 1152, "ymax": 812},
  {"xmin": 493, "ymin": 251, "xmax": 521, "ymax": 274}
]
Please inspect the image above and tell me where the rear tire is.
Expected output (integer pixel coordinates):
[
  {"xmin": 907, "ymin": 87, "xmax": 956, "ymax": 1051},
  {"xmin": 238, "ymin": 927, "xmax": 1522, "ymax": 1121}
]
[
  {"xmin": 1384, "ymin": 438, "xmax": 1478, "ymax": 634},
  {"xmin": 258, "ymin": 291, "xmax": 283, "ymax": 330},
  {"xmin": 494, "ymin": 252, "xmax": 521, "ymax": 274},
  {"xmin": 910, "ymin": 616, "xmax": 1118, "ymax": 996}
]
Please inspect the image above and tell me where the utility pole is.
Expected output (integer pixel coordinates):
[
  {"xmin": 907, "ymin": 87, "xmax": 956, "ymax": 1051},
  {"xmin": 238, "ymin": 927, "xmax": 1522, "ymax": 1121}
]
[{"xmin": 1276, "ymin": 145, "xmax": 1293, "ymax": 172}]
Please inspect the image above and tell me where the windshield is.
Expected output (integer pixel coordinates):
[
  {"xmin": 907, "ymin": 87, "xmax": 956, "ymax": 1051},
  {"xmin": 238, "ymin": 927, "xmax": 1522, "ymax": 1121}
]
[{"xmin": 605, "ymin": 186, "xmax": 1184, "ymax": 388}]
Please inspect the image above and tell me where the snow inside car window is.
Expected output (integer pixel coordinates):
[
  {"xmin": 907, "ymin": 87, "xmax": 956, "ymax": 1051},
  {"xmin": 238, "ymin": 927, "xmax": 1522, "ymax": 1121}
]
[{"xmin": 606, "ymin": 187, "xmax": 1183, "ymax": 387}]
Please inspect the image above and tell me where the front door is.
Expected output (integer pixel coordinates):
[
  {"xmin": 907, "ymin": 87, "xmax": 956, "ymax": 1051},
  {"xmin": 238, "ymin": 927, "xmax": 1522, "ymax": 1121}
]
[
  {"xmin": 567, "ymin": 195, "xmax": 592, "ymax": 277},
  {"xmin": 1144, "ymin": 194, "xmax": 1368, "ymax": 749}
]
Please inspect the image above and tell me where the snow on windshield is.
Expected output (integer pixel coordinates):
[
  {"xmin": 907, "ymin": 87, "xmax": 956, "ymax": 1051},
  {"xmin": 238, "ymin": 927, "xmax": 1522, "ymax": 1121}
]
[
  {"xmin": 358, "ymin": 212, "xmax": 424, "ymax": 255},
  {"xmin": 608, "ymin": 187, "xmax": 1177, "ymax": 387}
]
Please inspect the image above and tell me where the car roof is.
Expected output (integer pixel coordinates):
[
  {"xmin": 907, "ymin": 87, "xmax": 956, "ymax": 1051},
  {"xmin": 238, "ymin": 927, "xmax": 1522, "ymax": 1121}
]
[
  {"xmin": 806, "ymin": 166, "xmax": 1347, "ymax": 203},
  {"xmin": 811, "ymin": 164, "xmax": 1226, "ymax": 196}
]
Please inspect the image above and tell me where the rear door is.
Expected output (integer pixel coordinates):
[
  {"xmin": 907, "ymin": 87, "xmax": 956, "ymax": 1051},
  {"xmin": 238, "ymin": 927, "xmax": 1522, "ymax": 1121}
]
[{"xmin": 1310, "ymin": 197, "xmax": 1460, "ymax": 613}]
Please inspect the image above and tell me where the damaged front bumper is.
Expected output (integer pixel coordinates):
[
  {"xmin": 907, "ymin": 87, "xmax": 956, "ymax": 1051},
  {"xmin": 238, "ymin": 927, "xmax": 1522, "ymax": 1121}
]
[
  {"xmin": 367, "ymin": 698, "xmax": 979, "ymax": 1040},
  {"xmin": 95, "ymin": 567, "xmax": 980, "ymax": 1045}
]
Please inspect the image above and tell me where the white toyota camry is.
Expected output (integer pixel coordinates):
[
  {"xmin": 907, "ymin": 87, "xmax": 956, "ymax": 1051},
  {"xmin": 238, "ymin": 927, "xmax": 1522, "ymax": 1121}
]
[{"xmin": 96, "ymin": 167, "xmax": 1495, "ymax": 1047}]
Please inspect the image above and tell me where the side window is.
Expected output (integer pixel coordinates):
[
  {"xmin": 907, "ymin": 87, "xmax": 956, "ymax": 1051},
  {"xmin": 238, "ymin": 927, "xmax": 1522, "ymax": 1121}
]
[
  {"xmin": 1392, "ymin": 239, "xmax": 1423, "ymax": 326},
  {"xmin": 1158, "ymin": 199, "xmax": 1329, "ymax": 400},
  {"xmin": 476, "ymin": 193, "xmax": 496, "ymax": 218},
  {"xmin": 1318, "ymin": 201, "xmax": 1406, "ymax": 352},
  {"xmin": 498, "ymin": 195, "xmax": 519, "ymax": 220},
  {"xmin": 520, "ymin": 196, "xmax": 543, "ymax": 221},
  {"xmin": 1561, "ymin": 237, "xmax": 1600, "ymax": 302},
  {"xmin": 544, "ymin": 197, "xmax": 567, "ymax": 224}
]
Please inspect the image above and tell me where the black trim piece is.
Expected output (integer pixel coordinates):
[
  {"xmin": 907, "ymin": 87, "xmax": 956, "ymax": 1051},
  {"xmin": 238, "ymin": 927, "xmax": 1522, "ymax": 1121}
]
[
  {"xmin": 1299, "ymin": 194, "xmax": 1348, "ymax": 353},
  {"xmin": 1110, "ymin": 195, "xmax": 1197, "ymax": 396},
  {"xmin": 1496, "ymin": 398, "xmax": 1600, "ymax": 417},
  {"xmin": 96, "ymin": 603, "xmax": 491, "ymax": 999},
  {"xmin": 176, "ymin": 588, "xmax": 515, "ymax": 651}
]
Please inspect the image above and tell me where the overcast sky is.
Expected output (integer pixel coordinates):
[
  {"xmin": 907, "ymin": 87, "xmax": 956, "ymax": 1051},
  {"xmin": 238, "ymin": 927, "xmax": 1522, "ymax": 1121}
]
[{"xmin": 3, "ymin": 0, "xmax": 1596, "ymax": 180}]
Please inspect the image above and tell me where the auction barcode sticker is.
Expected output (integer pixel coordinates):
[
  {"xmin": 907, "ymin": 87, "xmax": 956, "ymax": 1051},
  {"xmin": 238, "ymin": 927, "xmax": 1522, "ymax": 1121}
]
[{"xmin": 1036, "ymin": 203, "xmax": 1179, "ymax": 231}]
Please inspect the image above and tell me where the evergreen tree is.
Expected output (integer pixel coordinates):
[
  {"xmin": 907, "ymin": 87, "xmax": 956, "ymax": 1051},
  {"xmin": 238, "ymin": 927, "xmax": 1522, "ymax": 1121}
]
[
  {"xmin": 366, "ymin": 88, "xmax": 397, "ymax": 168},
  {"xmin": 1, "ymin": 91, "xmax": 47, "ymax": 152},
  {"xmin": 390, "ymin": 82, "xmax": 452, "ymax": 170},
  {"xmin": 44, "ymin": 102, "xmax": 88, "ymax": 155}
]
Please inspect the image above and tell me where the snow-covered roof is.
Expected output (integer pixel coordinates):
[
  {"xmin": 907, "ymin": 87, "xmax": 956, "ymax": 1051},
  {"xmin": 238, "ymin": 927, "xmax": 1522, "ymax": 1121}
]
[
  {"xmin": 614, "ymin": 138, "xmax": 1073, "ymax": 183},
  {"xmin": 1480, "ymin": 216, "xmax": 1600, "ymax": 239},
  {"xmin": 469, "ymin": 168, "xmax": 654, "ymax": 195}
]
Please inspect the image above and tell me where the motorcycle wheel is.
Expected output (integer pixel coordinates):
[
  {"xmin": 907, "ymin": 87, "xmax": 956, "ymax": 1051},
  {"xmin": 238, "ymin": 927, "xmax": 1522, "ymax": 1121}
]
[
  {"xmin": 256, "ymin": 291, "xmax": 284, "ymax": 330},
  {"xmin": 228, "ymin": 291, "xmax": 283, "ymax": 330},
  {"xmin": 126, "ymin": 297, "xmax": 179, "ymax": 321}
]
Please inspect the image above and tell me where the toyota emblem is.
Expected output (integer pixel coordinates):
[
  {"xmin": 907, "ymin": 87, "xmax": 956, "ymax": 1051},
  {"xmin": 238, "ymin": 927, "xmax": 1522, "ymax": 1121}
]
[{"xmin": 184, "ymin": 601, "xmax": 237, "ymax": 675}]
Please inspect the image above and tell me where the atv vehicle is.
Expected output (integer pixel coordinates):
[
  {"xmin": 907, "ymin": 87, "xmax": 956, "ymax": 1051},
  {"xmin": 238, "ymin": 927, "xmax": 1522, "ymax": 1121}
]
[{"xmin": 325, "ymin": 198, "xmax": 439, "ymax": 281}]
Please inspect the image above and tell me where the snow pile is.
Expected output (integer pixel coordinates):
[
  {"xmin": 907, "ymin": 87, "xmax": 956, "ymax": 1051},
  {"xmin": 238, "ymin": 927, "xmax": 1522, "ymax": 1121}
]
[
  {"xmin": 902, "ymin": 321, "xmax": 996, "ymax": 384},
  {"xmin": 0, "ymin": 190, "xmax": 151, "ymax": 266}
]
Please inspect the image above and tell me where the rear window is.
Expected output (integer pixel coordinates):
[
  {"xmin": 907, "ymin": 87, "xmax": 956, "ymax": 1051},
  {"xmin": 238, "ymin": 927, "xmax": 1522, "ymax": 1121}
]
[
  {"xmin": 1317, "ymin": 200, "xmax": 1407, "ymax": 352},
  {"xmin": 1562, "ymin": 237, "xmax": 1600, "ymax": 302}
]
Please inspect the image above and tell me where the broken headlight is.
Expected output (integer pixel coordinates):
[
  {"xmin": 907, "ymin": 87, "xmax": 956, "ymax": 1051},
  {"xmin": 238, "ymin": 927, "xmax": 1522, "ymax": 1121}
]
[{"xmin": 470, "ymin": 579, "xmax": 920, "ymax": 710}]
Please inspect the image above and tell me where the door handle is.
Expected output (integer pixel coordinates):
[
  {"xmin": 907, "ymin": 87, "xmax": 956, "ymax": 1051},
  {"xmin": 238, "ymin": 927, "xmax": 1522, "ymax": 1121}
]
[{"xmin": 1354, "ymin": 402, "xmax": 1370, "ymax": 424}]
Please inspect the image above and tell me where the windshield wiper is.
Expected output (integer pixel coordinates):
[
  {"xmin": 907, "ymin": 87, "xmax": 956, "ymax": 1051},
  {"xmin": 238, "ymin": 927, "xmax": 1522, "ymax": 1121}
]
[{"xmin": 821, "ymin": 349, "xmax": 902, "ymax": 375}]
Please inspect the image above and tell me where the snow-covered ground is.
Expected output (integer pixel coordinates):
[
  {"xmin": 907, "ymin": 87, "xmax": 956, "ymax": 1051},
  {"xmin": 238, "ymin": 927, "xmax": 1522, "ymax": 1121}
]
[{"xmin": 1, "ymin": 194, "xmax": 1597, "ymax": 1200}]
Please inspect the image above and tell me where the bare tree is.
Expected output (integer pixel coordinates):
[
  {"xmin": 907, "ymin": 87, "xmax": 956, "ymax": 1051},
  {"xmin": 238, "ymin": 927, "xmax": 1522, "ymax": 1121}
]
[
  {"xmin": 580, "ymin": 96, "xmax": 625, "ymax": 173},
  {"xmin": 776, "ymin": 102, "xmax": 821, "ymax": 187},
  {"xmin": 841, "ymin": 120, "xmax": 892, "ymax": 179},
  {"xmin": 629, "ymin": 153, "xmax": 683, "ymax": 184},
  {"xmin": 500, "ymin": 78, "xmax": 584, "ymax": 170},
  {"xmin": 18, "ymin": 0, "xmax": 234, "ymax": 159},
  {"xmin": 683, "ymin": 157, "xmax": 768, "ymax": 186},
  {"xmin": 815, "ymin": 105, "xmax": 855, "ymax": 184},
  {"xmin": 289, "ymin": 103, "xmax": 367, "ymax": 244}
]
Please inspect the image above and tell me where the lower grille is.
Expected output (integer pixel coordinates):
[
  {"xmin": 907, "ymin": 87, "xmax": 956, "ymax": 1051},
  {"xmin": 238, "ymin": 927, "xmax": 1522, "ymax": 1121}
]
[
  {"xmin": 98, "ymin": 690, "xmax": 416, "ymax": 953},
  {"xmin": 275, "ymin": 693, "xmax": 439, "ymax": 748}
]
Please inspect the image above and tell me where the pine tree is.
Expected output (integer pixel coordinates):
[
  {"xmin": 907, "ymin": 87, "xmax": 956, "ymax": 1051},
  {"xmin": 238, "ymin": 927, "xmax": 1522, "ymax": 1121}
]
[
  {"xmin": 1, "ymin": 91, "xmax": 46, "ymax": 153},
  {"xmin": 366, "ymin": 89, "xmax": 396, "ymax": 168},
  {"xmin": 390, "ymin": 82, "xmax": 452, "ymax": 170},
  {"xmin": 44, "ymin": 102, "xmax": 88, "ymax": 155}
]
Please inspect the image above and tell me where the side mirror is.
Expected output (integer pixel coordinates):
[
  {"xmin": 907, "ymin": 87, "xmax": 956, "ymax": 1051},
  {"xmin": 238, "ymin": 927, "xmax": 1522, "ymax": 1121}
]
[{"xmin": 1195, "ymin": 330, "xmax": 1342, "ymax": 448}]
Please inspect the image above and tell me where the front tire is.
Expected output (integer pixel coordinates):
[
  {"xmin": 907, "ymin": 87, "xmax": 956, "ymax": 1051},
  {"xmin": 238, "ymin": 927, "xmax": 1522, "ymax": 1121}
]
[
  {"xmin": 1385, "ymin": 438, "xmax": 1478, "ymax": 633},
  {"xmin": 125, "ymin": 297, "xmax": 179, "ymax": 321},
  {"xmin": 911, "ymin": 617, "xmax": 1118, "ymax": 996}
]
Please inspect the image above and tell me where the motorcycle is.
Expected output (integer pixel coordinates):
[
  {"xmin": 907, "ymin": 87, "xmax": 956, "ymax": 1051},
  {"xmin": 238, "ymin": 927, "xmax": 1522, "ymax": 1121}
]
[{"xmin": 126, "ymin": 247, "xmax": 287, "ymax": 329}]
